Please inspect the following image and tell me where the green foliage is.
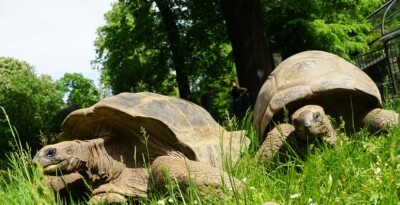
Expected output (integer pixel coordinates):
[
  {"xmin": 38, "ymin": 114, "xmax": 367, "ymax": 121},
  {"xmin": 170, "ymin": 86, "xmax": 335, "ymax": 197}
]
[
  {"xmin": 56, "ymin": 73, "xmax": 100, "ymax": 108},
  {"xmin": 93, "ymin": 0, "xmax": 386, "ymax": 120},
  {"xmin": 93, "ymin": 0, "xmax": 178, "ymax": 95},
  {"xmin": 93, "ymin": 0, "xmax": 237, "ymax": 118},
  {"xmin": 0, "ymin": 57, "xmax": 63, "ymax": 155},
  {"xmin": 264, "ymin": 0, "xmax": 386, "ymax": 60}
]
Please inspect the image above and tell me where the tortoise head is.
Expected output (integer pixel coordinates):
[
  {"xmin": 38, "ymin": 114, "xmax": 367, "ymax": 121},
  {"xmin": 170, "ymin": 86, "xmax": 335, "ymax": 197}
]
[
  {"xmin": 33, "ymin": 140, "xmax": 87, "ymax": 175},
  {"xmin": 292, "ymin": 105, "xmax": 336, "ymax": 144}
]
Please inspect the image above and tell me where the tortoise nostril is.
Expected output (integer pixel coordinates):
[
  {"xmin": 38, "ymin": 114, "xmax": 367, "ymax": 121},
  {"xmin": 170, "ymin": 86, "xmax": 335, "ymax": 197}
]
[
  {"xmin": 45, "ymin": 148, "xmax": 57, "ymax": 158},
  {"xmin": 304, "ymin": 119, "xmax": 312, "ymax": 128}
]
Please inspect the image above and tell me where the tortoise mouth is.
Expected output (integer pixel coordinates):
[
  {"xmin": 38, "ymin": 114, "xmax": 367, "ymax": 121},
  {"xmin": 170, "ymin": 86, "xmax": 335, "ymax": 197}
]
[
  {"xmin": 40, "ymin": 158, "xmax": 70, "ymax": 174},
  {"xmin": 294, "ymin": 126, "xmax": 314, "ymax": 135},
  {"xmin": 43, "ymin": 164, "xmax": 60, "ymax": 173},
  {"xmin": 295, "ymin": 130, "xmax": 321, "ymax": 141}
]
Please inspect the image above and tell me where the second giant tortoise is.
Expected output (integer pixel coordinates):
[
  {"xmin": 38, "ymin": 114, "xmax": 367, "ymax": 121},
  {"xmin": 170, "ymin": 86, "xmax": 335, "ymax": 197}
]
[
  {"xmin": 253, "ymin": 50, "xmax": 399, "ymax": 161},
  {"xmin": 33, "ymin": 92, "xmax": 248, "ymax": 203}
]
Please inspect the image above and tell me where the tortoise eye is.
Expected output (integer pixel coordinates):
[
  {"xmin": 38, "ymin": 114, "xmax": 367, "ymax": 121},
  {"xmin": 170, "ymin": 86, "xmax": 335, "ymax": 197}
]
[
  {"xmin": 45, "ymin": 148, "xmax": 57, "ymax": 158},
  {"xmin": 313, "ymin": 113, "xmax": 321, "ymax": 122}
]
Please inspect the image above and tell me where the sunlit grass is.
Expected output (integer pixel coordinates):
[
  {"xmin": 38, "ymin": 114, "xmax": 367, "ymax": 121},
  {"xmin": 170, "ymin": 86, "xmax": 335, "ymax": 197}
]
[
  {"xmin": 0, "ymin": 106, "xmax": 56, "ymax": 205},
  {"xmin": 0, "ymin": 105, "xmax": 399, "ymax": 204}
]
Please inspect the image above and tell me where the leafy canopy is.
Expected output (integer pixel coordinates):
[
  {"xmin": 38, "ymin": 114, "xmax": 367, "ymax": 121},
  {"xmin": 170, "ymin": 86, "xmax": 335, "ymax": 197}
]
[
  {"xmin": 93, "ymin": 0, "xmax": 237, "ymax": 119},
  {"xmin": 56, "ymin": 73, "xmax": 100, "ymax": 108},
  {"xmin": 0, "ymin": 57, "xmax": 63, "ymax": 155},
  {"xmin": 264, "ymin": 0, "xmax": 386, "ymax": 60},
  {"xmin": 93, "ymin": 1, "xmax": 177, "ymax": 95}
]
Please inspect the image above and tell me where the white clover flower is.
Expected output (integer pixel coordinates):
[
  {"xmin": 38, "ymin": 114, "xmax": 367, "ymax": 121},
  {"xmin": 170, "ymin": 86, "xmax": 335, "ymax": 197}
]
[
  {"xmin": 168, "ymin": 198, "xmax": 174, "ymax": 203},
  {"xmin": 194, "ymin": 200, "xmax": 198, "ymax": 205},
  {"xmin": 157, "ymin": 200, "xmax": 166, "ymax": 205},
  {"xmin": 309, "ymin": 198, "xmax": 317, "ymax": 205},
  {"xmin": 242, "ymin": 177, "xmax": 247, "ymax": 183},
  {"xmin": 374, "ymin": 167, "xmax": 381, "ymax": 175},
  {"xmin": 290, "ymin": 193, "xmax": 301, "ymax": 199}
]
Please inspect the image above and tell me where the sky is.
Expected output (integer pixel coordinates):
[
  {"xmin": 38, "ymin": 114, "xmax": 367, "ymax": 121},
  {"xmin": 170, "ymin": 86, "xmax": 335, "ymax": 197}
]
[{"xmin": 0, "ymin": 0, "xmax": 115, "ymax": 84}]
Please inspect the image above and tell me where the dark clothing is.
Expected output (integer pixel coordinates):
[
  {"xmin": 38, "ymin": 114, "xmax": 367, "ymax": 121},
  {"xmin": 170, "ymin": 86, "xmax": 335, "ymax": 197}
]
[
  {"xmin": 200, "ymin": 93, "xmax": 212, "ymax": 112},
  {"xmin": 232, "ymin": 98, "xmax": 243, "ymax": 119},
  {"xmin": 231, "ymin": 86, "xmax": 244, "ymax": 119},
  {"xmin": 231, "ymin": 86, "xmax": 240, "ymax": 99},
  {"xmin": 200, "ymin": 93, "xmax": 217, "ymax": 120}
]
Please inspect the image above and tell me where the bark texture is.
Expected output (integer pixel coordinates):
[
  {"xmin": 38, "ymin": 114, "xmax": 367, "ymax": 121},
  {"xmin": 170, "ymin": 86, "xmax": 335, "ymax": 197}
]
[
  {"xmin": 155, "ymin": 0, "xmax": 191, "ymax": 100},
  {"xmin": 220, "ymin": 0, "xmax": 274, "ymax": 93}
]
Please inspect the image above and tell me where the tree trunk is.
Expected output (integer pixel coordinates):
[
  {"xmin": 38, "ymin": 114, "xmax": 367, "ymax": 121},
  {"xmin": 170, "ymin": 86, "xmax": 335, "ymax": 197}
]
[
  {"xmin": 154, "ymin": 0, "xmax": 191, "ymax": 100},
  {"xmin": 220, "ymin": 0, "xmax": 274, "ymax": 93}
]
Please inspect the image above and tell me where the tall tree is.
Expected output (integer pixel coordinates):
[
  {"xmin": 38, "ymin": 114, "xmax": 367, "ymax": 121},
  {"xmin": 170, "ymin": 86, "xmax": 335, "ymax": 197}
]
[
  {"xmin": 154, "ymin": 0, "xmax": 191, "ymax": 100},
  {"xmin": 220, "ymin": 0, "xmax": 274, "ymax": 93}
]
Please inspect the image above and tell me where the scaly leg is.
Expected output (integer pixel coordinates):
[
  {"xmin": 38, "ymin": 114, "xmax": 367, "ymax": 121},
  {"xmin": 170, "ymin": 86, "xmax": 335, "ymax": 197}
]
[
  {"xmin": 151, "ymin": 156, "xmax": 243, "ymax": 196},
  {"xmin": 90, "ymin": 168, "xmax": 149, "ymax": 204},
  {"xmin": 46, "ymin": 172, "xmax": 86, "ymax": 192},
  {"xmin": 361, "ymin": 108, "xmax": 399, "ymax": 133},
  {"xmin": 256, "ymin": 123, "xmax": 295, "ymax": 162},
  {"xmin": 46, "ymin": 172, "xmax": 89, "ymax": 201},
  {"xmin": 89, "ymin": 192, "xmax": 127, "ymax": 204}
]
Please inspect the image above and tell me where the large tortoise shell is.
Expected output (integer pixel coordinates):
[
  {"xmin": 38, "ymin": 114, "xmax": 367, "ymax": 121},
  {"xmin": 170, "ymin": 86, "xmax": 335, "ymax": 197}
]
[
  {"xmin": 253, "ymin": 50, "xmax": 382, "ymax": 137},
  {"xmin": 58, "ymin": 92, "xmax": 246, "ymax": 169}
]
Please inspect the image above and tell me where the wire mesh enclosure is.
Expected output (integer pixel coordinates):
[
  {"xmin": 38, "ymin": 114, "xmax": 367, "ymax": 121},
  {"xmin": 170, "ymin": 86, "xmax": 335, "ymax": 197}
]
[{"xmin": 354, "ymin": 0, "xmax": 400, "ymax": 97}]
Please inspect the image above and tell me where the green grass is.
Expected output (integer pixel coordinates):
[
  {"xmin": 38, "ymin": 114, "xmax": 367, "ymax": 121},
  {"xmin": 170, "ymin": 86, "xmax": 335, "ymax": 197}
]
[
  {"xmin": 1, "ymin": 106, "xmax": 400, "ymax": 205},
  {"xmin": 0, "ymin": 107, "xmax": 56, "ymax": 205}
]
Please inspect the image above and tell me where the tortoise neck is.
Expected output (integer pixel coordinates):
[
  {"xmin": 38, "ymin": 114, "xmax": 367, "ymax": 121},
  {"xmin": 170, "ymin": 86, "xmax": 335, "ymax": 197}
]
[
  {"xmin": 321, "ymin": 118, "xmax": 336, "ymax": 145},
  {"xmin": 80, "ymin": 138, "xmax": 126, "ymax": 182}
]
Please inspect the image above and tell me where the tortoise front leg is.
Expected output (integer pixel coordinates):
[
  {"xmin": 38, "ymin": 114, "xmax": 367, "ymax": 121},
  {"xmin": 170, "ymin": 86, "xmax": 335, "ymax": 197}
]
[
  {"xmin": 256, "ymin": 123, "xmax": 295, "ymax": 163},
  {"xmin": 46, "ymin": 172, "xmax": 90, "ymax": 202},
  {"xmin": 46, "ymin": 172, "xmax": 86, "ymax": 192},
  {"xmin": 89, "ymin": 192, "xmax": 127, "ymax": 204},
  {"xmin": 151, "ymin": 156, "xmax": 243, "ymax": 195},
  {"xmin": 90, "ymin": 168, "xmax": 149, "ymax": 204},
  {"xmin": 361, "ymin": 108, "xmax": 399, "ymax": 133}
]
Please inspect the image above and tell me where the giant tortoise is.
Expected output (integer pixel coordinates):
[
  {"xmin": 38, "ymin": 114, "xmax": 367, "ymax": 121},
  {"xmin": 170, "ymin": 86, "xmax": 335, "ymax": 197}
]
[
  {"xmin": 253, "ymin": 50, "xmax": 399, "ymax": 161},
  {"xmin": 33, "ymin": 92, "xmax": 248, "ymax": 203}
]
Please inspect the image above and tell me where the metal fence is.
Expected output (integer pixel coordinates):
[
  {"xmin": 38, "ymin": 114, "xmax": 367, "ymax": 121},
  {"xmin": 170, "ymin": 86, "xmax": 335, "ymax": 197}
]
[
  {"xmin": 354, "ymin": 0, "xmax": 400, "ymax": 97},
  {"xmin": 354, "ymin": 39, "xmax": 400, "ymax": 96}
]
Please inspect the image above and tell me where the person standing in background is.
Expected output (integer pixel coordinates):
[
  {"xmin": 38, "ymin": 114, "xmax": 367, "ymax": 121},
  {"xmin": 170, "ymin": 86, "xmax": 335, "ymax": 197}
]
[{"xmin": 230, "ymin": 79, "xmax": 247, "ymax": 120}]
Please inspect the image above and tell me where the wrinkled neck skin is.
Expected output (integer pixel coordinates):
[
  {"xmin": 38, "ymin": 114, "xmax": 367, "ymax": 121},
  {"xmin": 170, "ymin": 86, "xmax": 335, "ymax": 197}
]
[
  {"xmin": 319, "ymin": 118, "xmax": 336, "ymax": 145},
  {"xmin": 76, "ymin": 138, "xmax": 126, "ymax": 184},
  {"xmin": 54, "ymin": 137, "xmax": 150, "ymax": 200}
]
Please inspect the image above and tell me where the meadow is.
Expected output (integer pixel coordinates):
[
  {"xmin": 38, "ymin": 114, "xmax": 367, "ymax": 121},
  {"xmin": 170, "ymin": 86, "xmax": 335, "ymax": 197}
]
[{"xmin": 0, "ymin": 102, "xmax": 399, "ymax": 205}]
